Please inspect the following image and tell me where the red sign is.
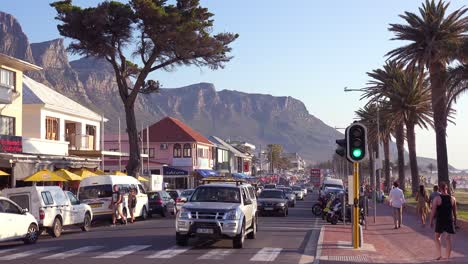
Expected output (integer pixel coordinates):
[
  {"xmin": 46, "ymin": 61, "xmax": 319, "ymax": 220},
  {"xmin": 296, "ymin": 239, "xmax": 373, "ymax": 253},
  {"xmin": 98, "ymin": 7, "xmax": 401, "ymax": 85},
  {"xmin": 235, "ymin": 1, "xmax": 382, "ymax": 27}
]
[
  {"xmin": 0, "ymin": 135, "xmax": 22, "ymax": 154},
  {"xmin": 310, "ymin": 168, "xmax": 322, "ymax": 187},
  {"xmin": 243, "ymin": 161, "xmax": 250, "ymax": 172}
]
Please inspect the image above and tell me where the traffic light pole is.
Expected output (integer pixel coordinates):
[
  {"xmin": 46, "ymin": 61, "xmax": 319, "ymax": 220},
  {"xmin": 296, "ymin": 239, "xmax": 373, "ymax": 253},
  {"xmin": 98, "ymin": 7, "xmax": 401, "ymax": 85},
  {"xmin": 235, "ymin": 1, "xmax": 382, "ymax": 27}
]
[{"xmin": 353, "ymin": 162, "xmax": 360, "ymax": 249}]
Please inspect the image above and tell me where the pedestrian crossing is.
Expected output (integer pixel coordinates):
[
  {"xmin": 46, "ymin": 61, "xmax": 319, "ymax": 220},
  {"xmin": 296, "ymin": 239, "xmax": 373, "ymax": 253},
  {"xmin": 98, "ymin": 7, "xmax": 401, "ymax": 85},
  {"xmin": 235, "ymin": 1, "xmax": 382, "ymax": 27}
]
[{"xmin": 0, "ymin": 245, "xmax": 290, "ymax": 262}]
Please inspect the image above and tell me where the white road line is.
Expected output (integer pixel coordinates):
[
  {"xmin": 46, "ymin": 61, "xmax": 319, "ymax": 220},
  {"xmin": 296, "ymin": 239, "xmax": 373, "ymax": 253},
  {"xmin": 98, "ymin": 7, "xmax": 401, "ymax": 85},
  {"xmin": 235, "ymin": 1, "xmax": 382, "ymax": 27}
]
[
  {"xmin": 0, "ymin": 247, "xmax": 59, "ymax": 260},
  {"xmin": 299, "ymin": 218, "xmax": 319, "ymax": 264},
  {"xmin": 94, "ymin": 245, "xmax": 151, "ymax": 259},
  {"xmin": 41, "ymin": 246, "xmax": 104, "ymax": 259},
  {"xmin": 250, "ymin": 247, "xmax": 282, "ymax": 262},
  {"xmin": 145, "ymin": 246, "xmax": 190, "ymax": 259},
  {"xmin": 0, "ymin": 248, "xmax": 16, "ymax": 255},
  {"xmin": 313, "ymin": 226, "xmax": 325, "ymax": 264},
  {"xmin": 198, "ymin": 249, "xmax": 234, "ymax": 260}
]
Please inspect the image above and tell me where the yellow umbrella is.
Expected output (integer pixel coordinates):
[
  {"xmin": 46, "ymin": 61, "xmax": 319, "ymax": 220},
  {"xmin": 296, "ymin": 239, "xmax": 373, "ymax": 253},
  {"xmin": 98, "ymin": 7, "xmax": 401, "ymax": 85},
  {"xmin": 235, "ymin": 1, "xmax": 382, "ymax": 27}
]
[
  {"xmin": 73, "ymin": 169, "xmax": 98, "ymax": 178},
  {"xmin": 137, "ymin": 176, "xmax": 149, "ymax": 182},
  {"xmin": 23, "ymin": 170, "xmax": 67, "ymax": 182},
  {"xmin": 113, "ymin": 171, "xmax": 127, "ymax": 176},
  {"xmin": 0, "ymin": 170, "xmax": 9, "ymax": 176},
  {"xmin": 95, "ymin": 169, "xmax": 106, "ymax": 175},
  {"xmin": 55, "ymin": 169, "xmax": 82, "ymax": 181}
]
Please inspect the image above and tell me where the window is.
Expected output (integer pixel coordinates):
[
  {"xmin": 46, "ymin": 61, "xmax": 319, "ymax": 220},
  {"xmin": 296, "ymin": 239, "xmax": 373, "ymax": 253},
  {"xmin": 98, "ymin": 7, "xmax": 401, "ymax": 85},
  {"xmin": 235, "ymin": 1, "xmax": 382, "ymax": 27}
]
[
  {"xmin": 0, "ymin": 200, "xmax": 21, "ymax": 214},
  {"xmin": 45, "ymin": 117, "xmax": 59, "ymax": 140},
  {"xmin": 197, "ymin": 148, "xmax": 207, "ymax": 158},
  {"xmin": 150, "ymin": 169, "xmax": 161, "ymax": 175},
  {"xmin": 183, "ymin": 144, "xmax": 192, "ymax": 157},
  {"xmin": 66, "ymin": 192, "xmax": 80, "ymax": 205},
  {"xmin": 0, "ymin": 68, "xmax": 15, "ymax": 90},
  {"xmin": 160, "ymin": 144, "xmax": 168, "ymax": 150},
  {"xmin": 0, "ymin": 115, "xmax": 15, "ymax": 136},
  {"xmin": 143, "ymin": 148, "xmax": 155, "ymax": 158},
  {"xmin": 108, "ymin": 148, "xmax": 119, "ymax": 152},
  {"xmin": 9, "ymin": 194, "xmax": 30, "ymax": 211},
  {"xmin": 138, "ymin": 184, "xmax": 146, "ymax": 194},
  {"xmin": 78, "ymin": 185, "xmax": 113, "ymax": 200},
  {"xmin": 173, "ymin": 144, "xmax": 181, "ymax": 158},
  {"xmin": 41, "ymin": 191, "xmax": 54, "ymax": 205}
]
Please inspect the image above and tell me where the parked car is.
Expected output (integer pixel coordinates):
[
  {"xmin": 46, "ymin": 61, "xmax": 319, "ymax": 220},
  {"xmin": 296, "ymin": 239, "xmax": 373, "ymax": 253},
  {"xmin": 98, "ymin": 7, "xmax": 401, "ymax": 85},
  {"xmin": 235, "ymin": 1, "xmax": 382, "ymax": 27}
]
[
  {"xmin": 166, "ymin": 189, "xmax": 182, "ymax": 200},
  {"xmin": 147, "ymin": 191, "xmax": 176, "ymax": 217},
  {"xmin": 0, "ymin": 197, "xmax": 39, "ymax": 244},
  {"xmin": 291, "ymin": 186, "xmax": 304, "ymax": 200},
  {"xmin": 278, "ymin": 187, "xmax": 296, "ymax": 207},
  {"xmin": 176, "ymin": 180, "xmax": 257, "ymax": 248},
  {"xmin": 78, "ymin": 175, "xmax": 149, "ymax": 221},
  {"xmin": 257, "ymin": 189, "xmax": 289, "ymax": 216},
  {"xmin": 264, "ymin": 184, "xmax": 277, "ymax": 189},
  {"xmin": 2, "ymin": 186, "xmax": 93, "ymax": 237},
  {"xmin": 175, "ymin": 189, "xmax": 194, "ymax": 212}
]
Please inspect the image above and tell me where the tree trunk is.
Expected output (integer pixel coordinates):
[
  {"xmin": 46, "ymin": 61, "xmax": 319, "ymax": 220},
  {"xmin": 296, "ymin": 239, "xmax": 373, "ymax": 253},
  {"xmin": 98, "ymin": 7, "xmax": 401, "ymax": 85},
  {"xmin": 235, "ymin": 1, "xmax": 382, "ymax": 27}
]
[
  {"xmin": 383, "ymin": 137, "xmax": 391, "ymax": 193},
  {"xmin": 429, "ymin": 62, "xmax": 450, "ymax": 188},
  {"xmin": 124, "ymin": 102, "xmax": 141, "ymax": 177},
  {"xmin": 406, "ymin": 121, "xmax": 419, "ymax": 196},
  {"xmin": 395, "ymin": 123, "xmax": 406, "ymax": 192}
]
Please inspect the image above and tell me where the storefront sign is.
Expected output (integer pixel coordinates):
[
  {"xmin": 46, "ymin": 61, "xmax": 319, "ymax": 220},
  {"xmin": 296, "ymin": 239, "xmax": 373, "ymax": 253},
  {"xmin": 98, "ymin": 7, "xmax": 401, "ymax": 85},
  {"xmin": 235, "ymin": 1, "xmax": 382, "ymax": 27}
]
[
  {"xmin": 163, "ymin": 166, "xmax": 188, "ymax": 176},
  {"xmin": 243, "ymin": 161, "xmax": 250, "ymax": 172},
  {"xmin": 0, "ymin": 135, "xmax": 22, "ymax": 153}
]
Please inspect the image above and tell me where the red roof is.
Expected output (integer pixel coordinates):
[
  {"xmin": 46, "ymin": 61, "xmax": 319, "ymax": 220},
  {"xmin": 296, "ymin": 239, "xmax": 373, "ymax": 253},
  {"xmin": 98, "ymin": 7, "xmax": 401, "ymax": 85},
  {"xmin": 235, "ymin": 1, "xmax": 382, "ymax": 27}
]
[{"xmin": 142, "ymin": 117, "xmax": 212, "ymax": 145}]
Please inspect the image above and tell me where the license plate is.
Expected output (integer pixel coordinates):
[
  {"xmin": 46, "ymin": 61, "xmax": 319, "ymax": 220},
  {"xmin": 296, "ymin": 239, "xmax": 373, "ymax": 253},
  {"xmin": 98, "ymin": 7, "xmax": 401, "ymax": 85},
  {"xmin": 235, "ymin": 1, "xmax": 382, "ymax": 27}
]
[
  {"xmin": 90, "ymin": 204, "xmax": 102, "ymax": 208},
  {"xmin": 197, "ymin": 228, "xmax": 214, "ymax": 234},
  {"xmin": 264, "ymin": 207, "xmax": 274, "ymax": 210}
]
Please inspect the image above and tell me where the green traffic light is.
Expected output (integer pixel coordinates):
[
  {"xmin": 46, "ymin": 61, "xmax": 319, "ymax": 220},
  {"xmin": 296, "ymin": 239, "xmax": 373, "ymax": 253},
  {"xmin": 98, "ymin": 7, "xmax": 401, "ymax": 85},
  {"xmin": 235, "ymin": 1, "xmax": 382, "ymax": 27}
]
[{"xmin": 352, "ymin": 148, "xmax": 363, "ymax": 158}]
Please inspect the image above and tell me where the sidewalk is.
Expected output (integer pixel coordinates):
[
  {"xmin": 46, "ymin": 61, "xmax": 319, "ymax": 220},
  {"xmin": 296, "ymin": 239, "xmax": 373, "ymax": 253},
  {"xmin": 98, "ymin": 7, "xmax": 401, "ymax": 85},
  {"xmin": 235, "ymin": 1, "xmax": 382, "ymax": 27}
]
[{"xmin": 317, "ymin": 203, "xmax": 468, "ymax": 264}]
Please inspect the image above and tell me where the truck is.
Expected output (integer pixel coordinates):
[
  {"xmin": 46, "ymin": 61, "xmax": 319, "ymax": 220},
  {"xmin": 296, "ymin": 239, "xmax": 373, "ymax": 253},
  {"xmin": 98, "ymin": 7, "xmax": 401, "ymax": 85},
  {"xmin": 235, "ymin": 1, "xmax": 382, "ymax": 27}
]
[{"xmin": 310, "ymin": 168, "xmax": 322, "ymax": 188}]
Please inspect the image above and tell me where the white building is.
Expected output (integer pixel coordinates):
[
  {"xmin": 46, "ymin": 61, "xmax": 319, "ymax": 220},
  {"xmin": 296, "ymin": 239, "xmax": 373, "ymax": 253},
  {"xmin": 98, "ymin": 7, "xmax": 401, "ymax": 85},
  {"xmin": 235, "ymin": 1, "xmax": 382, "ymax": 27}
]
[{"xmin": 22, "ymin": 76, "xmax": 105, "ymax": 156}]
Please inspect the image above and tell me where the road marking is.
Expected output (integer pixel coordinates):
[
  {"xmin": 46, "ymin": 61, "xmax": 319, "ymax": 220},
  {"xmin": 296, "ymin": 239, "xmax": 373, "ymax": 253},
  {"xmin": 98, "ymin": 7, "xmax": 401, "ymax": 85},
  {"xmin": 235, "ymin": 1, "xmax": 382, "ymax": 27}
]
[
  {"xmin": 94, "ymin": 245, "xmax": 151, "ymax": 259},
  {"xmin": 299, "ymin": 217, "xmax": 318, "ymax": 264},
  {"xmin": 198, "ymin": 249, "xmax": 234, "ymax": 260},
  {"xmin": 145, "ymin": 246, "xmax": 191, "ymax": 259},
  {"xmin": 0, "ymin": 247, "xmax": 59, "ymax": 260},
  {"xmin": 313, "ymin": 226, "xmax": 325, "ymax": 264},
  {"xmin": 41, "ymin": 246, "xmax": 104, "ymax": 259},
  {"xmin": 250, "ymin": 247, "xmax": 282, "ymax": 262},
  {"xmin": 0, "ymin": 248, "xmax": 16, "ymax": 255}
]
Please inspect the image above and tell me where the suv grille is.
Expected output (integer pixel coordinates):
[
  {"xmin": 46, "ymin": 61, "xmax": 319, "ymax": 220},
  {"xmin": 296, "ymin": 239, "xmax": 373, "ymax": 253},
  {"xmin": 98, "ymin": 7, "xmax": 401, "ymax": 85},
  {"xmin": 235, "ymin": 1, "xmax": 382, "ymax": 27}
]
[{"xmin": 188, "ymin": 209, "xmax": 226, "ymax": 220}]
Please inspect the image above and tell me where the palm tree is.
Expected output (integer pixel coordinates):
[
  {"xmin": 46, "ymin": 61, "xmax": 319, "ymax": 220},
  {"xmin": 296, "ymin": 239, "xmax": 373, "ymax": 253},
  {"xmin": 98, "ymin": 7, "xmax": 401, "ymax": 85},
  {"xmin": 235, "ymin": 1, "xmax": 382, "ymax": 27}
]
[{"xmin": 387, "ymin": 0, "xmax": 468, "ymax": 185}]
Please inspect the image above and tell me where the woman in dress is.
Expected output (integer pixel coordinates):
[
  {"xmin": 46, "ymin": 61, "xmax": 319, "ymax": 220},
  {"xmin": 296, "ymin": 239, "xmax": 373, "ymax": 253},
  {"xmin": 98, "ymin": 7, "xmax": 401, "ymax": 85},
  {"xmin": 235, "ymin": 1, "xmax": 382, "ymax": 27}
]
[
  {"xmin": 129, "ymin": 188, "xmax": 137, "ymax": 223},
  {"xmin": 415, "ymin": 185, "xmax": 429, "ymax": 227}
]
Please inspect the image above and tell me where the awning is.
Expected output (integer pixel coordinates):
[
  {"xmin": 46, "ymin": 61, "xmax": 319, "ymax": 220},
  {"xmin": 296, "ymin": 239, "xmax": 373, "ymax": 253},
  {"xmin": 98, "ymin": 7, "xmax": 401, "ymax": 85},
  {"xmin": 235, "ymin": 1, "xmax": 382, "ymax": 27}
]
[
  {"xmin": 232, "ymin": 173, "xmax": 252, "ymax": 179},
  {"xmin": 195, "ymin": 169, "xmax": 219, "ymax": 178},
  {"xmin": 163, "ymin": 166, "xmax": 189, "ymax": 177}
]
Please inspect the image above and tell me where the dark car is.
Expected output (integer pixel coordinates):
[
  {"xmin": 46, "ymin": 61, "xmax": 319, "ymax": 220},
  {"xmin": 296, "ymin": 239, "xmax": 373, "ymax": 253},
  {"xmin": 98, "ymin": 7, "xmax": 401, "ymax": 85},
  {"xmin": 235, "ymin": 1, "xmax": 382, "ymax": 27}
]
[
  {"xmin": 257, "ymin": 189, "xmax": 289, "ymax": 217},
  {"xmin": 166, "ymin": 189, "xmax": 183, "ymax": 200},
  {"xmin": 147, "ymin": 191, "xmax": 176, "ymax": 217},
  {"xmin": 278, "ymin": 187, "xmax": 296, "ymax": 207}
]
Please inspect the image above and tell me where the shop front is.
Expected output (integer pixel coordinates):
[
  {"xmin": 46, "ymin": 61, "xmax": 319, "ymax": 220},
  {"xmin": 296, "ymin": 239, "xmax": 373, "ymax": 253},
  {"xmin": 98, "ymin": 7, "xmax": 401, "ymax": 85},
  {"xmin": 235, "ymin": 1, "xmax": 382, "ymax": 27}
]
[{"xmin": 163, "ymin": 166, "xmax": 191, "ymax": 189}]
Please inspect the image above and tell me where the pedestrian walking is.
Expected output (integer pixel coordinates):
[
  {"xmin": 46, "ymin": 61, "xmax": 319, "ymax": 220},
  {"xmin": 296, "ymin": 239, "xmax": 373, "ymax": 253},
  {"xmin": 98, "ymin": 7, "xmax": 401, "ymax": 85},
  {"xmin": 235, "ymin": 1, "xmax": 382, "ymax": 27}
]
[
  {"xmin": 111, "ymin": 185, "xmax": 127, "ymax": 226},
  {"xmin": 430, "ymin": 182, "xmax": 458, "ymax": 261},
  {"xmin": 415, "ymin": 185, "xmax": 429, "ymax": 227},
  {"xmin": 129, "ymin": 187, "xmax": 137, "ymax": 223},
  {"xmin": 452, "ymin": 179, "xmax": 457, "ymax": 192},
  {"xmin": 388, "ymin": 181, "xmax": 405, "ymax": 229},
  {"xmin": 429, "ymin": 185, "xmax": 440, "ymax": 208}
]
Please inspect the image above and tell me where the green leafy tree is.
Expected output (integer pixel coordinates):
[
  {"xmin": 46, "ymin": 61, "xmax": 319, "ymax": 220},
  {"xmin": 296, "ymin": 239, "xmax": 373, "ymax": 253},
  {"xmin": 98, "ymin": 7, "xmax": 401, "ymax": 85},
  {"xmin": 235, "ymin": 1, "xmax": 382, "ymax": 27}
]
[
  {"xmin": 387, "ymin": 0, "xmax": 467, "ymax": 185},
  {"xmin": 266, "ymin": 144, "xmax": 283, "ymax": 173},
  {"xmin": 51, "ymin": 0, "xmax": 238, "ymax": 176}
]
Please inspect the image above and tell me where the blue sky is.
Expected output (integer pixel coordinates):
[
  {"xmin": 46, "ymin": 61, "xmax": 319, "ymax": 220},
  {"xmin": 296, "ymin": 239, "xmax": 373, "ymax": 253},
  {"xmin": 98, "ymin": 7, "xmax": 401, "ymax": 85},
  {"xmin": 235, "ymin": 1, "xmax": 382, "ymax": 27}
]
[{"xmin": 2, "ymin": 0, "xmax": 468, "ymax": 169}]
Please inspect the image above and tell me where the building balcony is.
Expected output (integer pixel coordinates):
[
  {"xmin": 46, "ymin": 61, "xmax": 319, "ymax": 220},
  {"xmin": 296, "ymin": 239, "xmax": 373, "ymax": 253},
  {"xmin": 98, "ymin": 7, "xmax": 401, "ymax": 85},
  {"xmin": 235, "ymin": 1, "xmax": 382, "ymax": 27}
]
[
  {"xmin": 22, "ymin": 137, "xmax": 69, "ymax": 156},
  {"xmin": 0, "ymin": 85, "xmax": 14, "ymax": 104},
  {"xmin": 67, "ymin": 134, "xmax": 96, "ymax": 151}
]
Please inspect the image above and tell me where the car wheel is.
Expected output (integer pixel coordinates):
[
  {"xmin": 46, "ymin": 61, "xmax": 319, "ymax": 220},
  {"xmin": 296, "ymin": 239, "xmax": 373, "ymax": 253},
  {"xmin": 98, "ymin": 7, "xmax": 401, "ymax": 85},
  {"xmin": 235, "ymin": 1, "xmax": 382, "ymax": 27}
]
[
  {"xmin": 48, "ymin": 217, "xmax": 62, "ymax": 238},
  {"xmin": 176, "ymin": 232, "xmax": 188, "ymax": 246},
  {"xmin": 233, "ymin": 221, "xmax": 245, "ymax": 248},
  {"xmin": 247, "ymin": 217, "xmax": 257, "ymax": 239},
  {"xmin": 161, "ymin": 206, "xmax": 167, "ymax": 217},
  {"xmin": 141, "ymin": 206, "xmax": 148, "ymax": 220},
  {"xmin": 23, "ymin": 224, "xmax": 39, "ymax": 244},
  {"xmin": 81, "ymin": 213, "xmax": 92, "ymax": 232}
]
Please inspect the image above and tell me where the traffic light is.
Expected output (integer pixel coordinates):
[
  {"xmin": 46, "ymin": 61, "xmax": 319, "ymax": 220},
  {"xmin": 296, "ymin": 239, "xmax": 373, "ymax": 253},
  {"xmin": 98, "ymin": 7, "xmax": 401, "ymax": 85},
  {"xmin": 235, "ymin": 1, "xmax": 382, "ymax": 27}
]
[
  {"xmin": 347, "ymin": 122, "xmax": 367, "ymax": 162},
  {"xmin": 335, "ymin": 133, "xmax": 347, "ymax": 158}
]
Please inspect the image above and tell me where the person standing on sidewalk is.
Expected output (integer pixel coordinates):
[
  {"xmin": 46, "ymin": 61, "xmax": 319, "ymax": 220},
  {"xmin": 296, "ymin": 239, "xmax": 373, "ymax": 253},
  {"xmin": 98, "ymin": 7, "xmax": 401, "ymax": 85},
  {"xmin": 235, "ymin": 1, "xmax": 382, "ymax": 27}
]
[
  {"xmin": 111, "ymin": 185, "xmax": 127, "ymax": 226},
  {"xmin": 429, "ymin": 185, "xmax": 440, "ymax": 209},
  {"xmin": 416, "ymin": 185, "xmax": 429, "ymax": 227},
  {"xmin": 430, "ymin": 182, "xmax": 457, "ymax": 261},
  {"xmin": 389, "ymin": 181, "xmax": 405, "ymax": 229}
]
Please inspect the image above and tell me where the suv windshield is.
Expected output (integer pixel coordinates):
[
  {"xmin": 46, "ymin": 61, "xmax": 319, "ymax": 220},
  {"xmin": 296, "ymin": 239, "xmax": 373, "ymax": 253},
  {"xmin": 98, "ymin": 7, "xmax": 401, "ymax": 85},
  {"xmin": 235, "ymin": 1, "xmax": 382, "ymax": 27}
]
[
  {"xmin": 325, "ymin": 184, "xmax": 343, "ymax": 189},
  {"xmin": 264, "ymin": 184, "xmax": 276, "ymax": 189},
  {"xmin": 292, "ymin": 186, "xmax": 301, "ymax": 191},
  {"xmin": 190, "ymin": 187, "xmax": 240, "ymax": 203},
  {"xmin": 279, "ymin": 188, "xmax": 292, "ymax": 193},
  {"xmin": 259, "ymin": 190, "xmax": 284, "ymax": 199}
]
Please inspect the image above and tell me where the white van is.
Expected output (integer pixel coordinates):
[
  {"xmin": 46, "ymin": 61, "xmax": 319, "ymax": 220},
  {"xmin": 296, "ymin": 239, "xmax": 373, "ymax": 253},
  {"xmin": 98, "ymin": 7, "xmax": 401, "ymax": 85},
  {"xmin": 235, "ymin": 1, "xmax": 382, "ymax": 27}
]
[
  {"xmin": 1, "ymin": 186, "xmax": 93, "ymax": 238},
  {"xmin": 78, "ymin": 175, "xmax": 149, "ymax": 221},
  {"xmin": 322, "ymin": 178, "xmax": 344, "ymax": 190}
]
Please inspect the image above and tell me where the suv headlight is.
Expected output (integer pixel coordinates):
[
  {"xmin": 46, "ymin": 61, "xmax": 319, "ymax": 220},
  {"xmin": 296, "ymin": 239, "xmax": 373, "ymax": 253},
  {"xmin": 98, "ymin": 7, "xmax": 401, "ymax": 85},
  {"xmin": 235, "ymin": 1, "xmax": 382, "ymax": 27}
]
[
  {"xmin": 179, "ymin": 207, "xmax": 192, "ymax": 219},
  {"xmin": 224, "ymin": 209, "xmax": 241, "ymax": 220},
  {"xmin": 276, "ymin": 203, "xmax": 285, "ymax": 207}
]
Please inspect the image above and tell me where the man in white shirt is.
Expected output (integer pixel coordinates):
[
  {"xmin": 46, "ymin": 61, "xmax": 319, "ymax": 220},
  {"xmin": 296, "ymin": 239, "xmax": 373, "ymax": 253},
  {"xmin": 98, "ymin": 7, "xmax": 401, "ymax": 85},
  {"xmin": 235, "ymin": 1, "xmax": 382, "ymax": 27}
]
[{"xmin": 389, "ymin": 181, "xmax": 405, "ymax": 229}]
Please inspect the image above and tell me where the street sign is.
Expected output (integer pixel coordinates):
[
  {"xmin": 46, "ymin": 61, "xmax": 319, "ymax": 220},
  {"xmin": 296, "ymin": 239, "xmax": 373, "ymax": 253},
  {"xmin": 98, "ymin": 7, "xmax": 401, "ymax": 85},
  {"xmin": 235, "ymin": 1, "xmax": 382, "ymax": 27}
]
[{"xmin": 348, "ymin": 175, "xmax": 354, "ymax": 205}]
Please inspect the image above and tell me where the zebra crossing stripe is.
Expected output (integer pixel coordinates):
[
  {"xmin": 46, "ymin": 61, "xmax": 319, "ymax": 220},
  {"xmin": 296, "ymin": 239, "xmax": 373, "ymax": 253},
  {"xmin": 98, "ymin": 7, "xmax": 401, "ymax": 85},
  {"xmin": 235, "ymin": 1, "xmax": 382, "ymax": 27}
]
[
  {"xmin": 198, "ymin": 249, "xmax": 234, "ymax": 260},
  {"xmin": 145, "ymin": 246, "xmax": 191, "ymax": 259},
  {"xmin": 93, "ymin": 245, "xmax": 151, "ymax": 259},
  {"xmin": 250, "ymin": 247, "xmax": 282, "ymax": 262},
  {"xmin": 0, "ymin": 247, "xmax": 60, "ymax": 260},
  {"xmin": 41, "ymin": 246, "xmax": 104, "ymax": 259}
]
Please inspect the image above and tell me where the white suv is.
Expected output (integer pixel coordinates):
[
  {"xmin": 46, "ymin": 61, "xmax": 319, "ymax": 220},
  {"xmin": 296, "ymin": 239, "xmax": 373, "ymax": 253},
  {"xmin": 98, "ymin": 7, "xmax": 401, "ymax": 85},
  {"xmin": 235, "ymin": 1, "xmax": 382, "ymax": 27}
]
[{"xmin": 175, "ymin": 181, "xmax": 257, "ymax": 248}]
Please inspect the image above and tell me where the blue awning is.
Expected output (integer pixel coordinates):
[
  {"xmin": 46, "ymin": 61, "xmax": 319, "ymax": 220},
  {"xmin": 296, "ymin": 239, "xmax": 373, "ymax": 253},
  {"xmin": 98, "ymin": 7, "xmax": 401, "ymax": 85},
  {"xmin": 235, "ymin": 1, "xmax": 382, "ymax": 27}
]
[
  {"xmin": 195, "ymin": 169, "xmax": 220, "ymax": 178},
  {"xmin": 232, "ymin": 173, "xmax": 251, "ymax": 179}
]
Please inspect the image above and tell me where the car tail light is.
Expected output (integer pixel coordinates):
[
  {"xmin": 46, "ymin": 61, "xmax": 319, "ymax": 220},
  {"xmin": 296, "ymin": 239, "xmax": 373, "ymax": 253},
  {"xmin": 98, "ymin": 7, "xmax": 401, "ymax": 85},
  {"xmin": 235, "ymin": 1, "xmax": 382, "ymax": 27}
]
[{"xmin": 39, "ymin": 209, "xmax": 45, "ymax": 220}]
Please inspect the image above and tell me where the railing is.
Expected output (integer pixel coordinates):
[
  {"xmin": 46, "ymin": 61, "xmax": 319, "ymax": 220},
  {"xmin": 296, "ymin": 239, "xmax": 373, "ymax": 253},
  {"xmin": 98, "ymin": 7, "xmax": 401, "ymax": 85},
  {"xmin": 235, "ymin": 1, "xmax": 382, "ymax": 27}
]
[
  {"xmin": 67, "ymin": 134, "xmax": 95, "ymax": 150},
  {"xmin": 22, "ymin": 137, "xmax": 69, "ymax": 156}
]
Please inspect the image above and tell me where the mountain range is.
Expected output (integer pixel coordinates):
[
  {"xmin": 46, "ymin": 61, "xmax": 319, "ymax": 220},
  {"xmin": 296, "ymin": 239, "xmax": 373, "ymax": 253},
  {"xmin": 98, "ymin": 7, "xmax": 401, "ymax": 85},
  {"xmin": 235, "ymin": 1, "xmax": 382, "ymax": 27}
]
[{"xmin": 0, "ymin": 11, "xmax": 447, "ymax": 169}]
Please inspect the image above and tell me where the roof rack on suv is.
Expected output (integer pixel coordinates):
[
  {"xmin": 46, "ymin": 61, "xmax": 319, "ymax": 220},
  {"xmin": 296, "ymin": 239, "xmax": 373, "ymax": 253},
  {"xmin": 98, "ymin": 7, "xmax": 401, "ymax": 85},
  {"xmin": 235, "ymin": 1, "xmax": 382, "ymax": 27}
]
[{"xmin": 200, "ymin": 177, "xmax": 247, "ymax": 186}]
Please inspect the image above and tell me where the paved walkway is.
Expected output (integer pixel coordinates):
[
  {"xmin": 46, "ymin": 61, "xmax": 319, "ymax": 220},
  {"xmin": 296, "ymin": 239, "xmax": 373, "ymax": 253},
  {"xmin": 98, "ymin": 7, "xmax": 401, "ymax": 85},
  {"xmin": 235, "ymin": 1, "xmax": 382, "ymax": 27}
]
[{"xmin": 317, "ymin": 203, "xmax": 468, "ymax": 264}]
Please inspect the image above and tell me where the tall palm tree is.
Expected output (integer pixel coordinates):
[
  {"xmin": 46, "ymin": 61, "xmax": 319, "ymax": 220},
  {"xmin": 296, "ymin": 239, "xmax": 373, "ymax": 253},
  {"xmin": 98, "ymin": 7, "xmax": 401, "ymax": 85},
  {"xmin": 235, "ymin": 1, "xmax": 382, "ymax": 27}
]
[{"xmin": 387, "ymin": 0, "xmax": 468, "ymax": 185}]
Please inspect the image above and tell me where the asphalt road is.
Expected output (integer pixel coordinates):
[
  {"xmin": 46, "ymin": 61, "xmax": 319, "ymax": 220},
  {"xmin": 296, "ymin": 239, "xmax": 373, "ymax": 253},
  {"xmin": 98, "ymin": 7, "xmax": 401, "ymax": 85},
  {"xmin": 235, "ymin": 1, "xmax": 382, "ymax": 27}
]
[{"xmin": 0, "ymin": 192, "xmax": 324, "ymax": 264}]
